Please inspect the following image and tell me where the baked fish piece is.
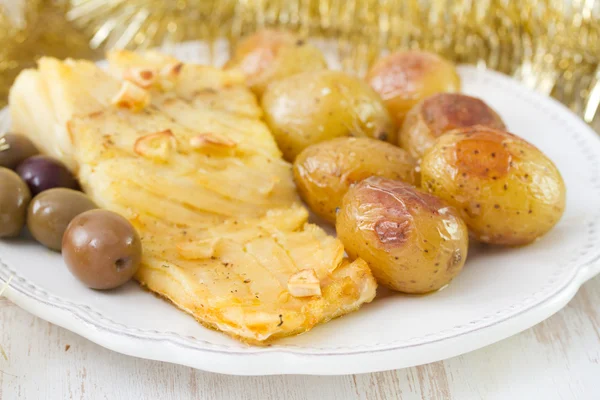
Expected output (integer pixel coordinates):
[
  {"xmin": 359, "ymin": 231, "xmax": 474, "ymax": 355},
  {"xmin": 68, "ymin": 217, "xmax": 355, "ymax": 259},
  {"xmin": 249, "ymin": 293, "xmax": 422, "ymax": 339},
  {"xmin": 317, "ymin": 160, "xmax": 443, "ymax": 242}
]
[{"xmin": 9, "ymin": 52, "xmax": 377, "ymax": 343}]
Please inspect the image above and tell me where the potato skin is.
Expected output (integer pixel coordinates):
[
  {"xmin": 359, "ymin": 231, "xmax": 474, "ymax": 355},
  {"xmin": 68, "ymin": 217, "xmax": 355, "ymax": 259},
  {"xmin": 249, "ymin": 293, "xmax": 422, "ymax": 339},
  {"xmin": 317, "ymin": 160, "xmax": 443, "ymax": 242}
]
[
  {"xmin": 400, "ymin": 93, "xmax": 506, "ymax": 159},
  {"xmin": 366, "ymin": 51, "xmax": 461, "ymax": 126},
  {"xmin": 224, "ymin": 29, "xmax": 327, "ymax": 96},
  {"xmin": 336, "ymin": 176, "xmax": 468, "ymax": 293},
  {"xmin": 294, "ymin": 137, "xmax": 417, "ymax": 223},
  {"xmin": 262, "ymin": 70, "xmax": 395, "ymax": 161},
  {"xmin": 420, "ymin": 126, "xmax": 566, "ymax": 245}
]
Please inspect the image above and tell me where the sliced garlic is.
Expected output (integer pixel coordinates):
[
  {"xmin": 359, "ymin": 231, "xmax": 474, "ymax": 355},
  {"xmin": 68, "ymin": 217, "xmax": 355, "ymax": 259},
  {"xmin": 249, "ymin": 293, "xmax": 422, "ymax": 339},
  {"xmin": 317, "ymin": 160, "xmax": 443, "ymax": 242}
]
[
  {"xmin": 123, "ymin": 67, "xmax": 157, "ymax": 89},
  {"xmin": 111, "ymin": 81, "xmax": 150, "ymax": 112},
  {"xmin": 189, "ymin": 133, "xmax": 237, "ymax": 150},
  {"xmin": 160, "ymin": 62, "xmax": 183, "ymax": 79},
  {"xmin": 156, "ymin": 62, "xmax": 183, "ymax": 90},
  {"xmin": 133, "ymin": 130, "xmax": 176, "ymax": 162},
  {"xmin": 287, "ymin": 269, "xmax": 322, "ymax": 298}
]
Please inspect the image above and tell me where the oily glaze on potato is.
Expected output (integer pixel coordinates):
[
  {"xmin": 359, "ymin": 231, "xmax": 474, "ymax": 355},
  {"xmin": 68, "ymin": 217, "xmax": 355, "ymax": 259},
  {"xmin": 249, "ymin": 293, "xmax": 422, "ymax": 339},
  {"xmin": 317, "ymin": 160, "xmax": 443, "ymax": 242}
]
[
  {"xmin": 224, "ymin": 29, "xmax": 327, "ymax": 96},
  {"xmin": 336, "ymin": 176, "xmax": 468, "ymax": 293},
  {"xmin": 262, "ymin": 70, "xmax": 396, "ymax": 161},
  {"xmin": 294, "ymin": 137, "xmax": 418, "ymax": 223},
  {"xmin": 400, "ymin": 93, "xmax": 506, "ymax": 159},
  {"xmin": 366, "ymin": 51, "xmax": 461, "ymax": 127},
  {"xmin": 420, "ymin": 126, "xmax": 566, "ymax": 245}
]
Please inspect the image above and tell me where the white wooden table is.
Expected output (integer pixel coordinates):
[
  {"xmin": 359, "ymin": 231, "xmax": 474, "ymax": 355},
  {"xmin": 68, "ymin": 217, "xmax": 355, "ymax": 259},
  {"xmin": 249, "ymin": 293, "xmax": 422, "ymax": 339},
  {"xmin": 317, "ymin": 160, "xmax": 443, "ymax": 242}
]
[{"xmin": 1, "ymin": 275, "xmax": 598, "ymax": 399}]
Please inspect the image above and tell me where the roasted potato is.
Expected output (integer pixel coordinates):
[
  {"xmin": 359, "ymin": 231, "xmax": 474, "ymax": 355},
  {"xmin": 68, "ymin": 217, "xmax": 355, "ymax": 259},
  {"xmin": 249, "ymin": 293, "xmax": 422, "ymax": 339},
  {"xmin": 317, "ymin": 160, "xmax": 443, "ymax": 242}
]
[
  {"xmin": 366, "ymin": 51, "xmax": 460, "ymax": 126},
  {"xmin": 400, "ymin": 93, "xmax": 506, "ymax": 159},
  {"xmin": 420, "ymin": 126, "xmax": 566, "ymax": 245},
  {"xmin": 336, "ymin": 176, "xmax": 468, "ymax": 293},
  {"xmin": 224, "ymin": 29, "xmax": 327, "ymax": 96},
  {"xmin": 294, "ymin": 137, "xmax": 417, "ymax": 223},
  {"xmin": 262, "ymin": 70, "xmax": 395, "ymax": 161}
]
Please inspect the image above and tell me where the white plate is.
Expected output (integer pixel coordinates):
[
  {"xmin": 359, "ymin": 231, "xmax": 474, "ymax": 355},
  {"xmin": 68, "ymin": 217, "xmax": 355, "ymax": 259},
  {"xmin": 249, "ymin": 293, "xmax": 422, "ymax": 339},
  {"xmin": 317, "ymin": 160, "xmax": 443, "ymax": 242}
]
[{"xmin": 1, "ymin": 42, "xmax": 600, "ymax": 376}]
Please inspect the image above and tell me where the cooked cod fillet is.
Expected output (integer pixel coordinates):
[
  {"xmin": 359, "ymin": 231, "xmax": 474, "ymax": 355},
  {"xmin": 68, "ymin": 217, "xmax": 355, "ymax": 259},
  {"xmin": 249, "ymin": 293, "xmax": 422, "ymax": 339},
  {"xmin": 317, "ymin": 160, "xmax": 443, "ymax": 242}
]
[{"xmin": 9, "ymin": 52, "xmax": 377, "ymax": 343}]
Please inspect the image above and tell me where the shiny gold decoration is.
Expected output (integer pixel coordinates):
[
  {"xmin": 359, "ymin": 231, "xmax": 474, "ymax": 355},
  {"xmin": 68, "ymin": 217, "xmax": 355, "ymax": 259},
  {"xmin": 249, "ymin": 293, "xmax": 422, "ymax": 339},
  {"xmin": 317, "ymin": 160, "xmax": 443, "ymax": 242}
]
[
  {"xmin": 0, "ymin": 0, "xmax": 599, "ymax": 131},
  {"xmin": 0, "ymin": 1, "xmax": 96, "ymax": 105}
]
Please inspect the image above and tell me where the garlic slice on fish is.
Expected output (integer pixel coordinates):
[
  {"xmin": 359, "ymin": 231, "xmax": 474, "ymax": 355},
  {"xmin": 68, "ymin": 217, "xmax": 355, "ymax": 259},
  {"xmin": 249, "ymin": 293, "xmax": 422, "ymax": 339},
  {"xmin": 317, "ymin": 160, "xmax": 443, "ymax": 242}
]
[
  {"xmin": 134, "ymin": 130, "xmax": 176, "ymax": 162},
  {"xmin": 111, "ymin": 81, "xmax": 150, "ymax": 112}
]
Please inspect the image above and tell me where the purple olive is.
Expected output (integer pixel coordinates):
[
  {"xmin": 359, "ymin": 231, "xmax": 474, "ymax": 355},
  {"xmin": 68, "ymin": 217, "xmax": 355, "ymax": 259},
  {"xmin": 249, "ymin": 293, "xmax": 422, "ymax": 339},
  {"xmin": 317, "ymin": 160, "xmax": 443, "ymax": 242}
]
[{"xmin": 16, "ymin": 155, "xmax": 78, "ymax": 196}]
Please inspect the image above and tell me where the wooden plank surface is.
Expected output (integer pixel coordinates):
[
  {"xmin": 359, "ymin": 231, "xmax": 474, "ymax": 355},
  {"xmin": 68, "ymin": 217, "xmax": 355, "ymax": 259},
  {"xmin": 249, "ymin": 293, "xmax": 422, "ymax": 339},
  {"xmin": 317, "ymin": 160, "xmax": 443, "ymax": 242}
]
[{"xmin": 1, "ymin": 275, "xmax": 599, "ymax": 400}]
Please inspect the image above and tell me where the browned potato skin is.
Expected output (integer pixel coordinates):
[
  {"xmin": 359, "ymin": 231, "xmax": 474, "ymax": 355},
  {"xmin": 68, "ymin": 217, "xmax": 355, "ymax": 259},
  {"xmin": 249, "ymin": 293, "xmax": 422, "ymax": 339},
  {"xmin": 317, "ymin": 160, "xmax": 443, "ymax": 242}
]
[
  {"xmin": 336, "ymin": 176, "xmax": 468, "ymax": 293},
  {"xmin": 366, "ymin": 51, "xmax": 461, "ymax": 127},
  {"xmin": 224, "ymin": 29, "xmax": 327, "ymax": 96},
  {"xmin": 420, "ymin": 126, "xmax": 566, "ymax": 245},
  {"xmin": 262, "ymin": 70, "xmax": 395, "ymax": 161},
  {"xmin": 294, "ymin": 137, "xmax": 418, "ymax": 223},
  {"xmin": 400, "ymin": 93, "xmax": 506, "ymax": 159}
]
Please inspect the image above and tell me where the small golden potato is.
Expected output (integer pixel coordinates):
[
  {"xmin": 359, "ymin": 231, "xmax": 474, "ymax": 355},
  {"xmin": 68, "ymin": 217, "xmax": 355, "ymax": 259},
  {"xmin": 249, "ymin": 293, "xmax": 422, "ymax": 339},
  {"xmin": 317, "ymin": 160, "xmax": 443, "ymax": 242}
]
[
  {"xmin": 420, "ymin": 126, "xmax": 566, "ymax": 245},
  {"xmin": 336, "ymin": 176, "xmax": 468, "ymax": 293},
  {"xmin": 294, "ymin": 137, "xmax": 417, "ymax": 223},
  {"xmin": 366, "ymin": 51, "xmax": 461, "ymax": 126},
  {"xmin": 262, "ymin": 70, "xmax": 395, "ymax": 161},
  {"xmin": 400, "ymin": 93, "xmax": 506, "ymax": 159},
  {"xmin": 225, "ymin": 29, "xmax": 327, "ymax": 96}
]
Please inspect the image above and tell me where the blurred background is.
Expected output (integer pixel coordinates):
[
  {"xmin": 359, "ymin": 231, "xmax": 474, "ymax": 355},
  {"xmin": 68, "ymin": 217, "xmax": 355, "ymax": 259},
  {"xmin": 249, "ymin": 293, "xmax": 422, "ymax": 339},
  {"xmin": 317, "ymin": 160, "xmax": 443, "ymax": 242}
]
[{"xmin": 0, "ymin": 0, "xmax": 599, "ymax": 131}]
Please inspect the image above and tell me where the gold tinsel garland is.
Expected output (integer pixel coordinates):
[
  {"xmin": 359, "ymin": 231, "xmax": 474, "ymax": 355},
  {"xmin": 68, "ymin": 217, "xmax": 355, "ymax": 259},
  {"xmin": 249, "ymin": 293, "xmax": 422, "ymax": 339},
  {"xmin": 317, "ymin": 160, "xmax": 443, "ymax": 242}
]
[
  {"xmin": 0, "ymin": 1, "xmax": 95, "ymax": 105},
  {"xmin": 0, "ymin": 0, "xmax": 599, "ymax": 131}
]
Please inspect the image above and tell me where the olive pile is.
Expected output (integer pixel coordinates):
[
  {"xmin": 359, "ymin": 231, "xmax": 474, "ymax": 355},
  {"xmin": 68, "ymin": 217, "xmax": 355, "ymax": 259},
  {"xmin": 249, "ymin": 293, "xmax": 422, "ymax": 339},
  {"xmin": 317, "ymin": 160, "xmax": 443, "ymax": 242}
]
[{"xmin": 0, "ymin": 133, "xmax": 141, "ymax": 289}]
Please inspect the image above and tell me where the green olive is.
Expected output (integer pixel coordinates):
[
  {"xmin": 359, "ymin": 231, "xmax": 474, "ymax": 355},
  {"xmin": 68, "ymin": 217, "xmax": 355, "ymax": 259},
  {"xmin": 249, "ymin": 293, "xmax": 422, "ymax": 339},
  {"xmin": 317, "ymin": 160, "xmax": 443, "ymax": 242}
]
[
  {"xmin": 0, "ymin": 167, "xmax": 31, "ymax": 237},
  {"xmin": 27, "ymin": 188, "xmax": 97, "ymax": 251},
  {"xmin": 62, "ymin": 209, "xmax": 142, "ymax": 290},
  {"xmin": 0, "ymin": 133, "xmax": 39, "ymax": 170}
]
